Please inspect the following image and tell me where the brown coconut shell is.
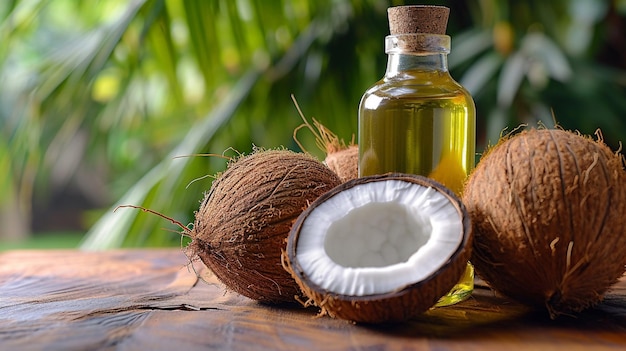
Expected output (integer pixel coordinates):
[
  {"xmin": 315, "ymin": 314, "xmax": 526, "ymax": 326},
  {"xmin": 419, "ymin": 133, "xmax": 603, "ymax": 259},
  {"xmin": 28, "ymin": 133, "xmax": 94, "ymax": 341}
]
[
  {"xmin": 325, "ymin": 144, "xmax": 358, "ymax": 182},
  {"xmin": 284, "ymin": 173, "xmax": 473, "ymax": 323},
  {"xmin": 189, "ymin": 148, "xmax": 342, "ymax": 304},
  {"xmin": 462, "ymin": 128, "xmax": 626, "ymax": 318}
]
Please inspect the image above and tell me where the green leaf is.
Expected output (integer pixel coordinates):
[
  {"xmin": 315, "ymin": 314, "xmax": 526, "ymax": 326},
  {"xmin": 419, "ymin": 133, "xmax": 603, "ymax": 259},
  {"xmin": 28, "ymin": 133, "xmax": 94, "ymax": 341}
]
[
  {"xmin": 522, "ymin": 32, "xmax": 571, "ymax": 82},
  {"xmin": 460, "ymin": 52, "xmax": 503, "ymax": 95},
  {"xmin": 497, "ymin": 51, "xmax": 526, "ymax": 107},
  {"xmin": 448, "ymin": 29, "xmax": 492, "ymax": 70}
]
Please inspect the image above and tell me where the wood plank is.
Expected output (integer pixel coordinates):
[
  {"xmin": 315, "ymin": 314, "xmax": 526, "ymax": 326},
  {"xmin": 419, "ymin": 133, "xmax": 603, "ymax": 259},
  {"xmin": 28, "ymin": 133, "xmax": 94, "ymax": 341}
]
[{"xmin": 0, "ymin": 249, "xmax": 625, "ymax": 350}]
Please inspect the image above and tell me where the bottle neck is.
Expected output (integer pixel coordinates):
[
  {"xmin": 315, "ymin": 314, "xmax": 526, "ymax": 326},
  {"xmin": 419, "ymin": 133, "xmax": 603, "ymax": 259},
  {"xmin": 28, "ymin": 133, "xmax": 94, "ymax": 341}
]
[
  {"xmin": 384, "ymin": 33, "xmax": 450, "ymax": 78},
  {"xmin": 385, "ymin": 53, "xmax": 448, "ymax": 77}
]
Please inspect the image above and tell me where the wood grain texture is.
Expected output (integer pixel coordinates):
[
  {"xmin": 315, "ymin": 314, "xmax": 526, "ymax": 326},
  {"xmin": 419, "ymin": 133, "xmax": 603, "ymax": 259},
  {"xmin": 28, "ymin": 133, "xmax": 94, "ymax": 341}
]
[{"xmin": 0, "ymin": 249, "xmax": 625, "ymax": 350}]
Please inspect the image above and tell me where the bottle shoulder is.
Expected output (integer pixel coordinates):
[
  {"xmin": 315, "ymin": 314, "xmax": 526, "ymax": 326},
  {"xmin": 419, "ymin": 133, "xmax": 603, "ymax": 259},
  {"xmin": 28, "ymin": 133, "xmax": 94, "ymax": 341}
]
[{"xmin": 362, "ymin": 71, "xmax": 471, "ymax": 100}]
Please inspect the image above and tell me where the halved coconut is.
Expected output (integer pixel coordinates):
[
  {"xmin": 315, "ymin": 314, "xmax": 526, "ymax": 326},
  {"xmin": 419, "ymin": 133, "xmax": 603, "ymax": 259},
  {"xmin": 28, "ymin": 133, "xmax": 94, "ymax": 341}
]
[{"xmin": 284, "ymin": 173, "xmax": 472, "ymax": 323}]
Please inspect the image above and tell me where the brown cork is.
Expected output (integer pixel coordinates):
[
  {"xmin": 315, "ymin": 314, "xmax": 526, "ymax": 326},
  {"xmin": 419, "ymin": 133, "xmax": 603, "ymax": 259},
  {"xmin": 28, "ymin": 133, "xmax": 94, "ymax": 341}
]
[{"xmin": 388, "ymin": 5, "xmax": 449, "ymax": 35}]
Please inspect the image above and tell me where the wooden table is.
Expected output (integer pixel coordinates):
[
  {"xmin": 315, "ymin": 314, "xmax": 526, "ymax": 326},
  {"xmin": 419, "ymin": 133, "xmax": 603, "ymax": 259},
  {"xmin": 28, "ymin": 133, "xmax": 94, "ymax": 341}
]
[{"xmin": 1, "ymin": 249, "xmax": 625, "ymax": 350}]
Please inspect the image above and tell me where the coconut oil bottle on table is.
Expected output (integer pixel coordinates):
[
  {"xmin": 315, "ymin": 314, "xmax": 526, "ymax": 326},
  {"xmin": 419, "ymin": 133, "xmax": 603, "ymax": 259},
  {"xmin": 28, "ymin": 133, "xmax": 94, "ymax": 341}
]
[{"xmin": 358, "ymin": 5, "xmax": 475, "ymax": 307}]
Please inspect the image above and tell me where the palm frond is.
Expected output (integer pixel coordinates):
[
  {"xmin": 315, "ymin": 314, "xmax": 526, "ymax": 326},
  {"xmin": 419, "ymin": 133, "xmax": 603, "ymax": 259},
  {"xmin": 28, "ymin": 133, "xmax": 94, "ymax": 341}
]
[{"xmin": 81, "ymin": 69, "xmax": 260, "ymax": 249}]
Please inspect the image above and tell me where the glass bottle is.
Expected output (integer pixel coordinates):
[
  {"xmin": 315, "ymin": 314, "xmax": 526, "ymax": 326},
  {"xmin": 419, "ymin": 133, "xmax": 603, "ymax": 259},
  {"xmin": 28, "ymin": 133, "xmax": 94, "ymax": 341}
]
[{"xmin": 358, "ymin": 5, "xmax": 475, "ymax": 307}]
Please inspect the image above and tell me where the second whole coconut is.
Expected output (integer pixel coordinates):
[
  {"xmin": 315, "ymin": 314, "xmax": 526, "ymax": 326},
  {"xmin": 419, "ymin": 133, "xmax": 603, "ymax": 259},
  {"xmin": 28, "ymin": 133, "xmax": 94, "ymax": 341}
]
[
  {"xmin": 463, "ymin": 128, "xmax": 626, "ymax": 318},
  {"xmin": 188, "ymin": 148, "xmax": 342, "ymax": 304}
]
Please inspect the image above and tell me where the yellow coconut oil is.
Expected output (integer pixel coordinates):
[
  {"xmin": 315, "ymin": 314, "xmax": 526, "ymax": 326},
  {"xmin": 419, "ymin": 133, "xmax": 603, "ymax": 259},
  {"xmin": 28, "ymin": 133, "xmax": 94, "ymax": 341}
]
[
  {"xmin": 359, "ymin": 73, "xmax": 475, "ymax": 194},
  {"xmin": 358, "ymin": 5, "xmax": 475, "ymax": 307}
]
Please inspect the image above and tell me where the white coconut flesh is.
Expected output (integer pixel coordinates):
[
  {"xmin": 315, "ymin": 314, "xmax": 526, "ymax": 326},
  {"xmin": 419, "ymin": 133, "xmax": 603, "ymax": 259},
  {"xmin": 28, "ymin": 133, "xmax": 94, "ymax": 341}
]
[{"xmin": 295, "ymin": 180, "xmax": 463, "ymax": 296}]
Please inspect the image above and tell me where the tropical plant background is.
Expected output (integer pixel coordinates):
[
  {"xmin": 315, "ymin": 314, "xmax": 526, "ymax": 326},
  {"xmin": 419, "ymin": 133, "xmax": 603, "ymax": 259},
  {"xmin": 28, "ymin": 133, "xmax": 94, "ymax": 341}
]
[{"xmin": 1, "ymin": 0, "xmax": 625, "ymax": 250}]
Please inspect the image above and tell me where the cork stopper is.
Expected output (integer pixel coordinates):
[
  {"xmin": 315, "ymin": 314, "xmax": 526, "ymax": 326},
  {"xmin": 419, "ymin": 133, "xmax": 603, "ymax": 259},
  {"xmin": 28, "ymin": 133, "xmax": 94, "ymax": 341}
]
[{"xmin": 388, "ymin": 5, "xmax": 449, "ymax": 35}]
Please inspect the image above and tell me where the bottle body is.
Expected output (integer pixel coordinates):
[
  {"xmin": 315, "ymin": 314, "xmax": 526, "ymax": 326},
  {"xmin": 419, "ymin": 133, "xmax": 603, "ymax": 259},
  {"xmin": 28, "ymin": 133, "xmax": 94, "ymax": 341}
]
[
  {"xmin": 358, "ymin": 34, "xmax": 475, "ymax": 307},
  {"xmin": 359, "ymin": 70, "xmax": 475, "ymax": 194}
]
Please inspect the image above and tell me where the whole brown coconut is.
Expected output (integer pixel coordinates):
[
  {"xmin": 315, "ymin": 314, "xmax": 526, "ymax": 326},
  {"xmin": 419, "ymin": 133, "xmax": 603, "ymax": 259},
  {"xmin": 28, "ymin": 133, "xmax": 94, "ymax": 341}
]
[
  {"xmin": 463, "ymin": 128, "xmax": 626, "ymax": 318},
  {"xmin": 323, "ymin": 144, "xmax": 358, "ymax": 183},
  {"xmin": 188, "ymin": 148, "xmax": 342, "ymax": 304}
]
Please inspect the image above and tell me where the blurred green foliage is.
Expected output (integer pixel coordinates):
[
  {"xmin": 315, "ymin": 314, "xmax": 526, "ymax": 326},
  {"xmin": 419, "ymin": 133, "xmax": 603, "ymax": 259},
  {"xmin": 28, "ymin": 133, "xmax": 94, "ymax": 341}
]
[{"xmin": 1, "ymin": 0, "xmax": 624, "ymax": 249}]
